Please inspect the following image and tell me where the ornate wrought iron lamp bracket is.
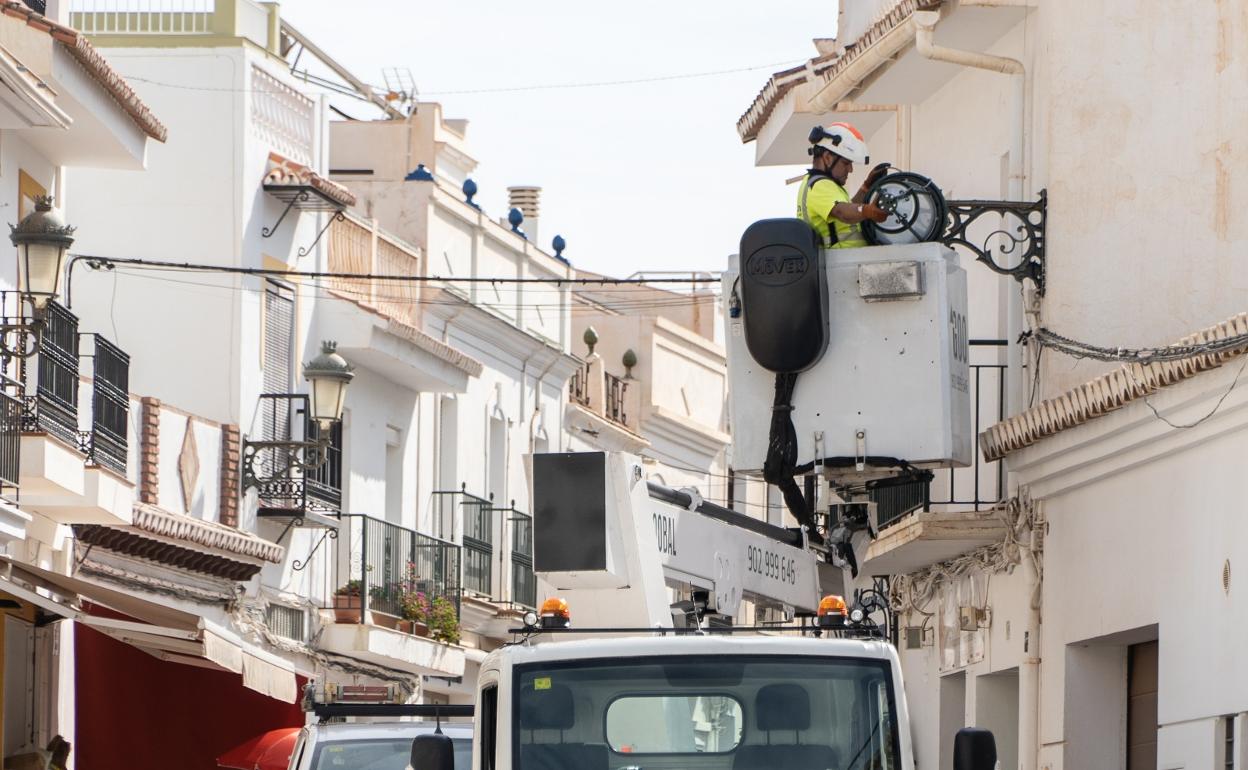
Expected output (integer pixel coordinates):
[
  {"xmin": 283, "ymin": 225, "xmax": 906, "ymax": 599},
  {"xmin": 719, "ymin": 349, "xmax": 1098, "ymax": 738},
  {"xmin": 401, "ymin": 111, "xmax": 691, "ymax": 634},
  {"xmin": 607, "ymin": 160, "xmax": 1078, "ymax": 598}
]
[
  {"xmin": 241, "ymin": 435, "xmax": 332, "ymax": 493},
  {"xmin": 942, "ymin": 189, "xmax": 1047, "ymax": 295},
  {"xmin": 0, "ymin": 317, "xmax": 42, "ymax": 363}
]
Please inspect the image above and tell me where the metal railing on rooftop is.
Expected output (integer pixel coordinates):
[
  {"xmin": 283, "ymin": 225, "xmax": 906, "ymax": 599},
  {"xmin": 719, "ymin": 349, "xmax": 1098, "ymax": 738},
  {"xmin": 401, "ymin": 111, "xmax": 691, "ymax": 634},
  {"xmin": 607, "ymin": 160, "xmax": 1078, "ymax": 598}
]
[
  {"xmin": 605, "ymin": 372, "xmax": 628, "ymax": 427},
  {"xmin": 568, "ymin": 363, "xmax": 591, "ymax": 407},
  {"xmin": 70, "ymin": 0, "xmax": 217, "ymax": 35}
]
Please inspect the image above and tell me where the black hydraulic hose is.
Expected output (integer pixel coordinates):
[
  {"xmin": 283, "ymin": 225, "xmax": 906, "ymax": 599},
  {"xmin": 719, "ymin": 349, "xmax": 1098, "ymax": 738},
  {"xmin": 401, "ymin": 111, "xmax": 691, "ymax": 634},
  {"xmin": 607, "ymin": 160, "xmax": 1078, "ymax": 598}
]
[{"xmin": 762, "ymin": 372, "xmax": 823, "ymax": 545}]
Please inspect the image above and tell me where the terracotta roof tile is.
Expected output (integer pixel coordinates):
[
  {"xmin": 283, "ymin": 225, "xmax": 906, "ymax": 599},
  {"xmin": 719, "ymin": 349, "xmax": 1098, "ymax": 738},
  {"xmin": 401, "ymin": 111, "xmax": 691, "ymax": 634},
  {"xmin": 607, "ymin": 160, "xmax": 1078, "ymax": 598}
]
[
  {"xmin": 0, "ymin": 2, "xmax": 166, "ymax": 142},
  {"xmin": 979, "ymin": 312, "xmax": 1248, "ymax": 461},
  {"xmin": 264, "ymin": 151, "xmax": 357, "ymax": 208},
  {"xmin": 737, "ymin": 0, "xmax": 931, "ymax": 143},
  {"xmin": 130, "ymin": 502, "xmax": 285, "ymax": 564}
]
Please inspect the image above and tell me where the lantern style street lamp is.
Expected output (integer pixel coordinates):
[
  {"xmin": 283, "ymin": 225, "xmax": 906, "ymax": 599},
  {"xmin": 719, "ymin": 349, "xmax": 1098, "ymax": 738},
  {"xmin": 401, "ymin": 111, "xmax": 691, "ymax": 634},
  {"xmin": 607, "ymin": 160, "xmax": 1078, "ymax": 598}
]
[
  {"xmin": 242, "ymin": 340, "xmax": 354, "ymax": 497},
  {"xmin": 304, "ymin": 341, "xmax": 355, "ymax": 429},
  {"xmin": 0, "ymin": 196, "xmax": 75, "ymax": 360},
  {"xmin": 10, "ymin": 196, "xmax": 74, "ymax": 319}
]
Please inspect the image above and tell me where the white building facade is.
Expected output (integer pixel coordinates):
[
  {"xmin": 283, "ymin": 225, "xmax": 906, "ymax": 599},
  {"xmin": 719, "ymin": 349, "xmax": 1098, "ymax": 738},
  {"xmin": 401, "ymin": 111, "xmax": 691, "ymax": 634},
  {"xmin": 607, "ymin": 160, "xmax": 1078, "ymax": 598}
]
[{"xmin": 737, "ymin": 1, "xmax": 1248, "ymax": 769}]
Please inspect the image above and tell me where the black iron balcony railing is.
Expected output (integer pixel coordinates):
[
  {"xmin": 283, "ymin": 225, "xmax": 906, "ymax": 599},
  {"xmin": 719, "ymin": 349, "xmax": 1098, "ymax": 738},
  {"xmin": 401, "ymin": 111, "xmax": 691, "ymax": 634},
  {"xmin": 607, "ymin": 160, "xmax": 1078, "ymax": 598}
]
[
  {"xmin": 430, "ymin": 487, "xmax": 496, "ymax": 596},
  {"xmin": 30, "ymin": 301, "xmax": 80, "ymax": 449},
  {"xmin": 0, "ymin": 380, "xmax": 21, "ymax": 499},
  {"xmin": 569, "ymin": 362, "xmax": 590, "ymax": 407},
  {"xmin": 605, "ymin": 372, "xmax": 628, "ymax": 427},
  {"xmin": 869, "ymin": 472, "xmax": 933, "ymax": 530},
  {"xmin": 463, "ymin": 494, "xmax": 495, "ymax": 596},
  {"xmin": 872, "ymin": 340, "xmax": 1009, "ymax": 531},
  {"xmin": 86, "ymin": 335, "xmax": 130, "ymax": 476},
  {"xmin": 251, "ymin": 394, "xmax": 343, "ymax": 516},
  {"xmin": 342, "ymin": 514, "xmax": 460, "ymax": 619},
  {"xmin": 305, "ymin": 418, "xmax": 342, "ymax": 510},
  {"xmin": 511, "ymin": 510, "xmax": 535, "ymax": 609},
  {"xmin": 929, "ymin": 340, "xmax": 1008, "ymax": 511}
]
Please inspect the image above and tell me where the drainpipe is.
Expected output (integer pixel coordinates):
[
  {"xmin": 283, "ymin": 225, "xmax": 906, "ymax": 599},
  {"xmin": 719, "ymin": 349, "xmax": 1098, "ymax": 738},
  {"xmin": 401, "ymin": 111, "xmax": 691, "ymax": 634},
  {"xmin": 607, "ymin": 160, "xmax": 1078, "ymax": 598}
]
[
  {"xmin": 1017, "ymin": 505, "xmax": 1044, "ymax": 770},
  {"xmin": 914, "ymin": 4, "xmax": 1031, "ymax": 447},
  {"xmin": 914, "ymin": 11, "xmax": 1037, "ymax": 770},
  {"xmin": 913, "ymin": 9, "xmax": 1025, "ymax": 200}
]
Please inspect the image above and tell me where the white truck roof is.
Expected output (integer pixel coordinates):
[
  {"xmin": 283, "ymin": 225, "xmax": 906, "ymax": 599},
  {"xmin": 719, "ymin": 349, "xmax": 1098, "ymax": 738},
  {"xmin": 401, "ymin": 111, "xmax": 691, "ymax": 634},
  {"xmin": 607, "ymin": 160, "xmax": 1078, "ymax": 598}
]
[
  {"xmin": 304, "ymin": 721, "xmax": 473, "ymax": 742},
  {"xmin": 483, "ymin": 634, "xmax": 899, "ymax": 670}
]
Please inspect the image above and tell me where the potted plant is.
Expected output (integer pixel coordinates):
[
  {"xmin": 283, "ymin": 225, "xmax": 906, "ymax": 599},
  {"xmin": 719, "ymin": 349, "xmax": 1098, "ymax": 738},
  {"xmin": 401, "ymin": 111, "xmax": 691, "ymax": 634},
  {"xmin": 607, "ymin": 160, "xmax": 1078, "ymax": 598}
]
[
  {"xmin": 367, "ymin": 581, "xmax": 405, "ymax": 629},
  {"xmin": 399, "ymin": 590, "xmax": 431, "ymax": 636},
  {"xmin": 333, "ymin": 580, "xmax": 363, "ymax": 623},
  {"xmin": 429, "ymin": 596, "xmax": 460, "ymax": 645}
]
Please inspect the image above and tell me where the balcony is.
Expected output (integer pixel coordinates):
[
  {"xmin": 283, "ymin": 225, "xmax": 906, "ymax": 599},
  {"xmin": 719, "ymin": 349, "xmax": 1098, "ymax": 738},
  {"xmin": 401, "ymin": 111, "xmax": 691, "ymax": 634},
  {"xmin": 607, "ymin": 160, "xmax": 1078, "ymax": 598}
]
[
  {"xmin": 246, "ymin": 393, "xmax": 343, "ymax": 523},
  {"xmin": 568, "ymin": 316, "xmax": 729, "ymax": 464},
  {"xmin": 861, "ymin": 340, "xmax": 1010, "ymax": 576},
  {"xmin": 71, "ymin": 0, "xmax": 275, "ymax": 47},
  {"xmin": 511, "ymin": 511, "xmax": 535, "ymax": 609},
  {"xmin": 459, "ymin": 492, "xmax": 495, "ymax": 598},
  {"xmin": 14, "ymin": 299, "xmax": 134, "ymax": 527},
  {"xmin": 319, "ymin": 212, "xmax": 481, "ymax": 392},
  {"xmin": 319, "ymin": 514, "xmax": 464, "ymax": 677},
  {"xmin": 565, "ymin": 355, "xmax": 648, "ymax": 453}
]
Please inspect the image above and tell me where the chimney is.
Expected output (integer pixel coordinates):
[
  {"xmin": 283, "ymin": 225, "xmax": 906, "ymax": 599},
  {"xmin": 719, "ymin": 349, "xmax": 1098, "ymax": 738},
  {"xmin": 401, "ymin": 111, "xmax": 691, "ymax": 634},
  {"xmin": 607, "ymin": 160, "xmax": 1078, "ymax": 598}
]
[{"xmin": 508, "ymin": 186, "xmax": 541, "ymax": 243}]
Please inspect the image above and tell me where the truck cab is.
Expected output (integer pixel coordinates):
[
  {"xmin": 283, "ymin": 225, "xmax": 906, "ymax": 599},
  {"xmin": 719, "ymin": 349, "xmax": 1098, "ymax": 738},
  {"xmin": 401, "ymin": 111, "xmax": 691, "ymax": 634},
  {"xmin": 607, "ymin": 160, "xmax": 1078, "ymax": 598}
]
[{"xmin": 471, "ymin": 635, "xmax": 912, "ymax": 770}]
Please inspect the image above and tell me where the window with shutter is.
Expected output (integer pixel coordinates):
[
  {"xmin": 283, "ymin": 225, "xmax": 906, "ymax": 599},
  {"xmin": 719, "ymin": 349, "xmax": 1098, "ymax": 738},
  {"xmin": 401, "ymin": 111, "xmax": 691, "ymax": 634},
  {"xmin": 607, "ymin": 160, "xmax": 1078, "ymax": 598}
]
[{"xmin": 261, "ymin": 282, "xmax": 295, "ymax": 476}]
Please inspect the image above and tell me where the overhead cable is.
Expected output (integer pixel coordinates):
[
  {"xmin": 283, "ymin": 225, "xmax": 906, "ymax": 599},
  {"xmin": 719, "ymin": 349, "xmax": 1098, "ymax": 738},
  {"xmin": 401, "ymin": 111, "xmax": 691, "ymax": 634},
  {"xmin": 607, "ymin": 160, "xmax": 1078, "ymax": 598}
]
[{"xmin": 1028, "ymin": 326, "xmax": 1248, "ymax": 363}]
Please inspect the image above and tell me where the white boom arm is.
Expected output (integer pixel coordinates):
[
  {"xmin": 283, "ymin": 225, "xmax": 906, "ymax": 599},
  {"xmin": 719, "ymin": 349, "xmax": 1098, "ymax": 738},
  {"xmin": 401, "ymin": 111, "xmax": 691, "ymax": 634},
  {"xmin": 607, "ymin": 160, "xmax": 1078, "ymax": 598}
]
[{"xmin": 533, "ymin": 452, "xmax": 822, "ymax": 629}]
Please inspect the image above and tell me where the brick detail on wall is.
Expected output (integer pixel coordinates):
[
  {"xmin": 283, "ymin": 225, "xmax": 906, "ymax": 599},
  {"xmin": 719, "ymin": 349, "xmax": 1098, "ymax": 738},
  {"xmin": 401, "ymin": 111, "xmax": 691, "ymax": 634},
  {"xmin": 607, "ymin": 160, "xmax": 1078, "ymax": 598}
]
[
  {"xmin": 138, "ymin": 397, "xmax": 160, "ymax": 505},
  {"xmin": 219, "ymin": 424, "xmax": 241, "ymax": 527}
]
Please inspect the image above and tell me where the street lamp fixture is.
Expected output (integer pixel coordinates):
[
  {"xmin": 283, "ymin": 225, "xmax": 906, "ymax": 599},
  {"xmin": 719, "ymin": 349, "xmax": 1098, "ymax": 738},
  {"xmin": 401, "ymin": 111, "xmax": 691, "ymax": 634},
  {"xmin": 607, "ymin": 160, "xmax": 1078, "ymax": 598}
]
[
  {"xmin": 0, "ymin": 196, "xmax": 74, "ymax": 359},
  {"xmin": 11, "ymin": 196, "xmax": 74, "ymax": 318},
  {"xmin": 304, "ymin": 341, "xmax": 354, "ymax": 429},
  {"xmin": 241, "ymin": 340, "xmax": 354, "ymax": 496}
]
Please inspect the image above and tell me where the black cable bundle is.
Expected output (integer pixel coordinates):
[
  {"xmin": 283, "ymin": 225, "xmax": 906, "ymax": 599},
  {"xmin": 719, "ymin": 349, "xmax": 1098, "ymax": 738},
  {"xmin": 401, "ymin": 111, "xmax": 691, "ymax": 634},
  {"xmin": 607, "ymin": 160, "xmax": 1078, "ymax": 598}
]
[{"xmin": 762, "ymin": 372, "xmax": 823, "ymax": 545}]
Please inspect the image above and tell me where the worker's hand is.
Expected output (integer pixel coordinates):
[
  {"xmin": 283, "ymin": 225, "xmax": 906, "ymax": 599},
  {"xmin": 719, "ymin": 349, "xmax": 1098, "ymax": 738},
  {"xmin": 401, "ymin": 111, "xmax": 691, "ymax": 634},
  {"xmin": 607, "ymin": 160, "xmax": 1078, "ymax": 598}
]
[
  {"xmin": 862, "ymin": 203, "xmax": 890, "ymax": 223},
  {"xmin": 862, "ymin": 162, "xmax": 891, "ymax": 190}
]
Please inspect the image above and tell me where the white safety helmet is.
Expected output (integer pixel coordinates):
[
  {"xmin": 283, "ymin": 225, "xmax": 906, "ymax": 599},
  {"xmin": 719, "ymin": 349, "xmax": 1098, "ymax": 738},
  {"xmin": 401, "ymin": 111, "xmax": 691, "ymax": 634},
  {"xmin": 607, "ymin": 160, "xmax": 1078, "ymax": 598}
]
[{"xmin": 808, "ymin": 122, "xmax": 869, "ymax": 165}]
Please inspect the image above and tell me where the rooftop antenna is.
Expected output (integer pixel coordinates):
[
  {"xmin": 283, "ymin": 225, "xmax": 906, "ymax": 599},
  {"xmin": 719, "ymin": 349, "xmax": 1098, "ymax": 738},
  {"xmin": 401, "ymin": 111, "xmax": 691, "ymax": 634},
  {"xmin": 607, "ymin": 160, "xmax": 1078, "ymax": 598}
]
[{"xmin": 382, "ymin": 67, "xmax": 417, "ymax": 116}]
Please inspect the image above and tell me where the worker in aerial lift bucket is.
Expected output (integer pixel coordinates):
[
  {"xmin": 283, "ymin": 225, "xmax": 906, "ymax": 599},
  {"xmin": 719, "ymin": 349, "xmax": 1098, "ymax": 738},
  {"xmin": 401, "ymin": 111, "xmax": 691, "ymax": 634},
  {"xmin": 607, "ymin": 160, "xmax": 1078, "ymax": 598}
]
[{"xmin": 797, "ymin": 122, "xmax": 892, "ymax": 248}]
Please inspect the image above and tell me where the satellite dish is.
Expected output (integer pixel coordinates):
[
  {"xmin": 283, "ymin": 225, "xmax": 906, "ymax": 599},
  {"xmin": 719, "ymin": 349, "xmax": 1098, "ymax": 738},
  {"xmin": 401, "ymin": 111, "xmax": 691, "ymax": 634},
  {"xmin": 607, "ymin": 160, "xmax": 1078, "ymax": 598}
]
[{"xmin": 861, "ymin": 172, "xmax": 948, "ymax": 246}]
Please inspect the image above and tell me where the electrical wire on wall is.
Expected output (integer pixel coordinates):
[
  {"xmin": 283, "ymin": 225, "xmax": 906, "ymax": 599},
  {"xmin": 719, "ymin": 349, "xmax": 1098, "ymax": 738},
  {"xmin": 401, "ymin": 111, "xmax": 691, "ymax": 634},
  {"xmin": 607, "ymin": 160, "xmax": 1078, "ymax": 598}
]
[{"xmin": 888, "ymin": 496, "xmax": 1039, "ymax": 620}]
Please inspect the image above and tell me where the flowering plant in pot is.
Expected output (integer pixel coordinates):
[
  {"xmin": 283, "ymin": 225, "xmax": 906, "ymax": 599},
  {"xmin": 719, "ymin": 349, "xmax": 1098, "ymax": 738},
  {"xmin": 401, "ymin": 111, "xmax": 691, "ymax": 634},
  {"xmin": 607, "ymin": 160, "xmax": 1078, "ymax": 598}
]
[
  {"xmin": 333, "ymin": 580, "xmax": 363, "ymax": 623},
  {"xmin": 399, "ymin": 590, "xmax": 431, "ymax": 636},
  {"xmin": 429, "ymin": 596, "xmax": 460, "ymax": 644}
]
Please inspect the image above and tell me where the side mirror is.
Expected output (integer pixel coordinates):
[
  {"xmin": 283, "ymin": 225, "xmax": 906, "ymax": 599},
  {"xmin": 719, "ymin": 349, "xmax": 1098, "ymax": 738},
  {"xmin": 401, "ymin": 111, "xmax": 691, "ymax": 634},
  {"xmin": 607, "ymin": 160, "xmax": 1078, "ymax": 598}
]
[
  {"xmin": 952, "ymin": 727, "xmax": 997, "ymax": 770},
  {"xmin": 410, "ymin": 732, "xmax": 455, "ymax": 770}
]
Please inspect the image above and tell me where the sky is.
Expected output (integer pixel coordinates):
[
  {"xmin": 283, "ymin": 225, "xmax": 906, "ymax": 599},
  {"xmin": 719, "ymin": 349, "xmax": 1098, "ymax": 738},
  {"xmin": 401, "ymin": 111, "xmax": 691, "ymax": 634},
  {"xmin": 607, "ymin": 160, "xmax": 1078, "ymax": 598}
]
[{"xmin": 281, "ymin": 0, "xmax": 825, "ymax": 278}]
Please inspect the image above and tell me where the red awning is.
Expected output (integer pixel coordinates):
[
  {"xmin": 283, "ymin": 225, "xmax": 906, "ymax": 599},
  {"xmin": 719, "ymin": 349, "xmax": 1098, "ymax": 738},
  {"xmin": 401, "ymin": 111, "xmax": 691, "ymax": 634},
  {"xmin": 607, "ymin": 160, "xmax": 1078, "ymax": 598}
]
[{"xmin": 217, "ymin": 728, "xmax": 300, "ymax": 770}]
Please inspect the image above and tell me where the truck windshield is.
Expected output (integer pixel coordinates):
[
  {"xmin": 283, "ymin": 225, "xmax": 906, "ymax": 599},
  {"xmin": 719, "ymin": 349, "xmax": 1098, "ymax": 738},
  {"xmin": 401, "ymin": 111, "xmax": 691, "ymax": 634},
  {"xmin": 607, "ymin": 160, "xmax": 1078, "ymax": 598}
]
[
  {"xmin": 514, "ymin": 655, "xmax": 899, "ymax": 770},
  {"xmin": 310, "ymin": 737, "xmax": 472, "ymax": 770}
]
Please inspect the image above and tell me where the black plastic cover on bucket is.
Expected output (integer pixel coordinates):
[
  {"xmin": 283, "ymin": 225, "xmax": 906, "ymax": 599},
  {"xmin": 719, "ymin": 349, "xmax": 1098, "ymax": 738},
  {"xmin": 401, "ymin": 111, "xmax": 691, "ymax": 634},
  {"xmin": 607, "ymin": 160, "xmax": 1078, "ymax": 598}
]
[{"xmin": 738, "ymin": 218, "xmax": 829, "ymax": 373}]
